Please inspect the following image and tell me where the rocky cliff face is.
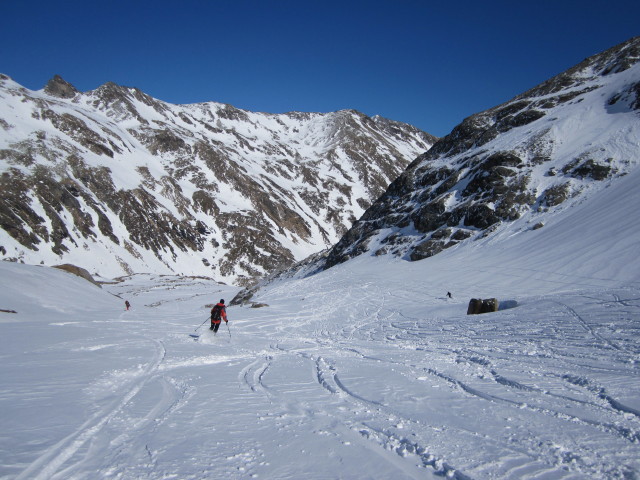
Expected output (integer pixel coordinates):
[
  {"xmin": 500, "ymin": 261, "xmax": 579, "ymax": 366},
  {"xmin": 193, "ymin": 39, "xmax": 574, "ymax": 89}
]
[
  {"xmin": 0, "ymin": 76, "xmax": 436, "ymax": 284},
  {"xmin": 321, "ymin": 36, "xmax": 640, "ymax": 269}
]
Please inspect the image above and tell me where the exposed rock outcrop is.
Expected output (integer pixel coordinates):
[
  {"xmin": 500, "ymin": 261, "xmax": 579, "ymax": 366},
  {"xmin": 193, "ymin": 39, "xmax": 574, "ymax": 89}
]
[
  {"xmin": 44, "ymin": 75, "xmax": 79, "ymax": 99},
  {"xmin": 0, "ymin": 75, "xmax": 436, "ymax": 283},
  {"xmin": 321, "ymin": 36, "xmax": 640, "ymax": 270}
]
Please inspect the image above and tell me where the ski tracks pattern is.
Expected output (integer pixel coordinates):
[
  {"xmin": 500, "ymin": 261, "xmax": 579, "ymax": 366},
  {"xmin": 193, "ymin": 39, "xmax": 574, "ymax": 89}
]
[
  {"xmin": 313, "ymin": 354, "xmax": 473, "ymax": 479},
  {"xmin": 238, "ymin": 336, "xmax": 473, "ymax": 478},
  {"xmin": 312, "ymin": 286, "xmax": 640, "ymax": 478},
  {"xmin": 16, "ymin": 337, "xmax": 192, "ymax": 480},
  {"xmin": 239, "ymin": 355, "xmax": 273, "ymax": 397},
  {"xmin": 195, "ymin": 277, "xmax": 639, "ymax": 479}
]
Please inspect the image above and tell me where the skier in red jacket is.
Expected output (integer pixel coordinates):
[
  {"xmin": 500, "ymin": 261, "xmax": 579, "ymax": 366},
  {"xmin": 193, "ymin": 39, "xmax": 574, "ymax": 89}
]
[{"xmin": 210, "ymin": 299, "xmax": 228, "ymax": 333}]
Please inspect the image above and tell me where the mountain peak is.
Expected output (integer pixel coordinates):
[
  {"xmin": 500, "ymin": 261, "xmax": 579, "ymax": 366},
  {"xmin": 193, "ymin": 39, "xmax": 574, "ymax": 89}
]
[
  {"xmin": 44, "ymin": 74, "xmax": 79, "ymax": 99},
  {"xmin": 319, "ymin": 36, "xmax": 640, "ymax": 270}
]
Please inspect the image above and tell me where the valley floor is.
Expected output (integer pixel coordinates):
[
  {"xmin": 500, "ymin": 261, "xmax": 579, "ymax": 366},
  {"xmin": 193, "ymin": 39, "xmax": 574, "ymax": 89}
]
[{"xmin": 1, "ymin": 258, "xmax": 639, "ymax": 479}]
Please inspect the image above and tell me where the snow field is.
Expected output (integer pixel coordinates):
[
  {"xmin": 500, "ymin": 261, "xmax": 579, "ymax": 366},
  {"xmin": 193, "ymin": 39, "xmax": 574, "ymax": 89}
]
[{"xmin": 1, "ymin": 213, "xmax": 640, "ymax": 480}]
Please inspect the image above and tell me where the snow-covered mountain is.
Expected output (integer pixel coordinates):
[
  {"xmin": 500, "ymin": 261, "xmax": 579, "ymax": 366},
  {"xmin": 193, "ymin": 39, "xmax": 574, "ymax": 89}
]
[
  {"xmin": 320, "ymin": 36, "xmax": 640, "ymax": 270},
  {"xmin": 2, "ymin": 37, "xmax": 640, "ymax": 480},
  {"xmin": 0, "ymin": 75, "xmax": 436, "ymax": 284}
]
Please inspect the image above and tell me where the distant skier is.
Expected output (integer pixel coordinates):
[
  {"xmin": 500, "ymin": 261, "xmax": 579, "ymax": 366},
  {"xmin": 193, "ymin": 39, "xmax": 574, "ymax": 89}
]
[
  {"xmin": 446, "ymin": 292, "xmax": 452, "ymax": 299},
  {"xmin": 125, "ymin": 300, "xmax": 131, "ymax": 310},
  {"xmin": 210, "ymin": 299, "xmax": 228, "ymax": 334}
]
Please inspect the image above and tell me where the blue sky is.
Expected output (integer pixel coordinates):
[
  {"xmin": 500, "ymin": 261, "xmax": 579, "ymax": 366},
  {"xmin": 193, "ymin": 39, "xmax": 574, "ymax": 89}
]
[{"xmin": 2, "ymin": 0, "xmax": 638, "ymax": 137}]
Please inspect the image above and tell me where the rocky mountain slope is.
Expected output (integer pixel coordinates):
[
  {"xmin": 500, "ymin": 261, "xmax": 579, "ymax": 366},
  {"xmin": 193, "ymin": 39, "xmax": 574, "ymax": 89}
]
[
  {"xmin": 320, "ymin": 36, "xmax": 640, "ymax": 269},
  {"xmin": 0, "ymin": 76, "xmax": 436, "ymax": 284}
]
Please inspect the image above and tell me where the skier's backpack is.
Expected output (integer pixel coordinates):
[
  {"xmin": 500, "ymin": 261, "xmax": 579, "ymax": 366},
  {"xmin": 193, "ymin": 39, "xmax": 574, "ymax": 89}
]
[{"xmin": 211, "ymin": 304, "xmax": 223, "ymax": 322}]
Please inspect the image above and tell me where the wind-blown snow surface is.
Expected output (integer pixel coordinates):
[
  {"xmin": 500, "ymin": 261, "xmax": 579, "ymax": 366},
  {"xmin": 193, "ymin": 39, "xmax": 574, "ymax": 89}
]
[{"xmin": 1, "ymin": 163, "xmax": 639, "ymax": 480}]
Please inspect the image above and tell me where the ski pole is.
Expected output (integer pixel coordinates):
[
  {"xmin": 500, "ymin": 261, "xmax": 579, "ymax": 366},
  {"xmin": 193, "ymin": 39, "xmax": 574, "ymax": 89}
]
[
  {"xmin": 194, "ymin": 316, "xmax": 209, "ymax": 332},
  {"xmin": 226, "ymin": 321, "xmax": 231, "ymax": 339}
]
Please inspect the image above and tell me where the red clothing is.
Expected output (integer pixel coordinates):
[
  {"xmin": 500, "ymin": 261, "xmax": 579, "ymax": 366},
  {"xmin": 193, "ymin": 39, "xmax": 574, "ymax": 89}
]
[{"xmin": 211, "ymin": 303, "xmax": 227, "ymax": 324}]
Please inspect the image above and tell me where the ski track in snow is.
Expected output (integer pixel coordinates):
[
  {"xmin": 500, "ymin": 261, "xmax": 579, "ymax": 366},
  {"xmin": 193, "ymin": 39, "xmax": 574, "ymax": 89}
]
[
  {"xmin": 236, "ymin": 274, "xmax": 640, "ymax": 478},
  {"xmin": 15, "ymin": 337, "xmax": 171, "ymax": 480},
  {"xmin": 240, "ymin": 355, "xmax": 273, "ymax": 397},
  {"xmin": 299, "ymin": 278, "xmax": 638, "ymax": 478},
  {"xmin": 3, "ymin": 267, "xmax": 640, "ymax": 479}
]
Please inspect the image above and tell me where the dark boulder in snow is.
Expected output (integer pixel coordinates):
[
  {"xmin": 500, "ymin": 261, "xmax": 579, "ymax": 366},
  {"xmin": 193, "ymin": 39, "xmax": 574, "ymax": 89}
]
[{"xmin": 467, "ymin": 298, "xmax": 499, "ymax": 314}]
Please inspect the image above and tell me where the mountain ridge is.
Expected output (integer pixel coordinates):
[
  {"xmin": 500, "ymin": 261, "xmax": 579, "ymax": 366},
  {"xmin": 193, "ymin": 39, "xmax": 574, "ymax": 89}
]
[
  {"xmin": 319, "ymin": 36, "xmax": 640, "ymax": 270},
  {"xmin": 0, "ymin": 75, "xmax": 436, "ymax": 284}
]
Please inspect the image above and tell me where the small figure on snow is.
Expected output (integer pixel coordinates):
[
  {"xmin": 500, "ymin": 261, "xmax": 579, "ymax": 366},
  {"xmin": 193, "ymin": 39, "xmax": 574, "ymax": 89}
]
[
  {"xmin": 125, "ymin": 300, "xmax": 131, "ymax": 311},
  {"xmin": 446, "ymin": 292, "xmax": 452, "ymax": 299},
  {"xmin": 210, "ymin": 299, "xmax": 228, "ymax": 333}
]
